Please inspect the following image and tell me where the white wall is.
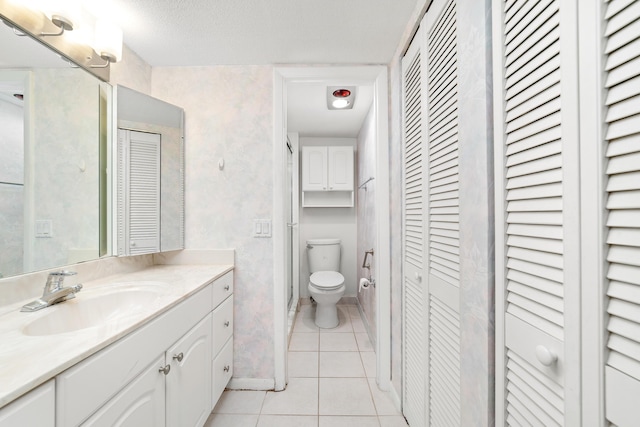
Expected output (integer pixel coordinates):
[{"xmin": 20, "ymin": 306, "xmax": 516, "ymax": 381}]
[
  {"xmin": 151, "ymin": 66, "xmax": 276, "ymax": 382},
  {"xmin": 298, "ymin": 137, "xmax": 357, "ymax": 298}
]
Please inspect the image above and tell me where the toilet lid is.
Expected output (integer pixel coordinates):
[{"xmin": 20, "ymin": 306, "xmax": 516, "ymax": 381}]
[{"xmin": 310, "ymin": 271, "xmax": 345, "ymax": 290}]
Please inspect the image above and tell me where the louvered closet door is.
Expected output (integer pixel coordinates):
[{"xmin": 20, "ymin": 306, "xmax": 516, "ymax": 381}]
[
  {"xmin": 493, "ymin": 0, "xmax": 582, "ymax": 425},
  {"xmin": 602, "ymin": 0, "xmax": 640, "ymax": 424},
  {"xmin": 425, "ymin": 0, "xmax": 461, "ymax": 425},
  {"xmin": 401, "ymin": 23, "xmax": 429, "ymax": 427},
  {"xmin": 118, "ymin": 129, "xmax": 161, "ymax": 255}
]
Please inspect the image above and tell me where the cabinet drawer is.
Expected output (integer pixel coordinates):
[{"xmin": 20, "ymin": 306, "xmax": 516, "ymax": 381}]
[
  {"xmin": 212, "ymin": 338, "xmax": 233, "ymax": 405},
  {"xmin": 212, "ymin": 271, "xmax": 233, "ymax": 309},
  {"xmin": 212, "ymin": 296, "xmax": 233, "ymax": 357}
]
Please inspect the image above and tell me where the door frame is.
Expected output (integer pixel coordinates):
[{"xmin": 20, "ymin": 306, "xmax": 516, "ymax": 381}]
[{"xmin": 272, "ymin": 66, "xmax": 391, "ymax": 391}]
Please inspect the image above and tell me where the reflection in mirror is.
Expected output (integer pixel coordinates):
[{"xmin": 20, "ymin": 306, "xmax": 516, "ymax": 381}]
[
  {"xmin": 116, "ymin": 85, "xmax": 184, "ymax": 256},
  {"xmin": 0, "ymin": 22, "xmax": 110, "ymax": 278}
]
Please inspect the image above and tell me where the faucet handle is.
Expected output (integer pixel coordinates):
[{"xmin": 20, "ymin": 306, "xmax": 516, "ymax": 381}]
[{"xmin": 49, "ymin": 270, "xmax": 77, "ymax": 277}]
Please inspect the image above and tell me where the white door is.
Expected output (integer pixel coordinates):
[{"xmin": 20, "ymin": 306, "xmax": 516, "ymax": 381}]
[
  {"xmin": 402, "ymin": 21, "xmax": 428, "ymax": 427},
  {"xmin": 302, "ymin": 146, "xmax": 327, "ymax": 191},
  {"xmin": 165, "ymin": 314, "xmax": 212, "ymax": 427},
  {"xmin": 492, "ymin": 0, "xmax": 582, "ymax": 424},
  {"xmin": 600, "ymin": 0, "xmax": 640, "ymax": 424},
  {"xmin": 328, "ymin": 146, "xmax": 354, "ymax": 191},
  {"xmin": 401, "ymin": 1, "xmax": 462, "ymax": 425}
]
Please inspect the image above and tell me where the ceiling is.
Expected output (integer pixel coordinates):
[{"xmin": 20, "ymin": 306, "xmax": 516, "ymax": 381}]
[{"xmin": 103, "ymin": 0, "xmax": 418, "ymax": 67}]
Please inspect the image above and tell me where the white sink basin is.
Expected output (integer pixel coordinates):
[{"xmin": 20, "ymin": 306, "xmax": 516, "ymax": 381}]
[{"xmin": 22, "ymin": 285, "xmax": 168, "ymax": 336}]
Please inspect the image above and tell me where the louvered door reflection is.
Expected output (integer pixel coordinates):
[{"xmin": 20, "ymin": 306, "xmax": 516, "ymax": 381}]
[
  {"xmin": 602, "ymin": 0, "xmax": 640, "ymax": 424},
  {"xmin": 493, "ymin": 0, "xmax": 582, "ymax": 425},
  {"xmin": 118, "ymin": 129, "xmax": 161, "ymax": 256},
  {"xmin": 401, "ymin": 22, "xmax": 428, "ymax": 427}
]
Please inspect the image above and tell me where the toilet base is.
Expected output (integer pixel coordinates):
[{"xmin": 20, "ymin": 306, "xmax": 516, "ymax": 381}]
[{"xmin": 315, "ymin": 303, "xmax": 339, "ymax": 329}]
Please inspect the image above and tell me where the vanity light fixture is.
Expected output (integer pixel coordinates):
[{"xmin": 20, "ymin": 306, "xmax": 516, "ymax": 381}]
[
  {"xmin": 90, "ymin": 19, "xmax": 123, "ymax": 67},
  {"xmin": 327, "ymin": 86, "xmax": 356, "ymax": 110},
  {"xmin": 40, "ymin": 0, "xmax": 82, "ymax": 37}
]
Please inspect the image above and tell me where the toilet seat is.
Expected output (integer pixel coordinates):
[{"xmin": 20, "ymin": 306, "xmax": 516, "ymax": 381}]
[{"xmin": 310, "ymin": 271, "xmax": 345, "ymax": 291}]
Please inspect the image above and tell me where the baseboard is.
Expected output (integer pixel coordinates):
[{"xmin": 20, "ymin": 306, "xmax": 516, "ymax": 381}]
[
  {"xmin": 226, "ymin": 378, "xmax": 275, "ymax": 391},
  {"xmin": 388, "ymin": 383, "xmax": 402, "ymax": 412}
]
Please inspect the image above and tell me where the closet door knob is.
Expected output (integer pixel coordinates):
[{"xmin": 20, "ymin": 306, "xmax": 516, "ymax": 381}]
[
  {"xmin": 173, "ymin": 352, "xmax": 184, "ymax": 362},
  {"xmin": 224, "ymin": 285, "xmax": 230, "ymax": 291},
  {"xmin": 224, "ymin": 321, "xmax": 230, "ymax": 327},
  {"xmin": 414, "ymin": 272, "xmax": 422, "ymax": 282},
  {"xmin": 159, "ymin": 364, "xmax": 171, "ymax": 375},
  {"xmin": 223, "ymin": 365, "xmax": 230, "ymax": 372},
  {"xmin": 535, "ymin": 345, "xmax": 557, "ymax": 366}
]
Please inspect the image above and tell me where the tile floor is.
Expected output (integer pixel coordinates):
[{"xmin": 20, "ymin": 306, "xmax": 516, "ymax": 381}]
[{"xmin": 205, "ymin": 303, "xmax": 409, "ymax": 427}]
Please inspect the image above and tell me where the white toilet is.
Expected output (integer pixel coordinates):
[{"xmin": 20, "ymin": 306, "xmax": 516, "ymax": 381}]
[{"xmin": 306, "ymin": 238, "xmax": 346, "ymax": 328}]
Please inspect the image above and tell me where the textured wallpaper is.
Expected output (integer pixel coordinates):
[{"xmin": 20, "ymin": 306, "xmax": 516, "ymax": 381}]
[
  {"xmin": 151, "ymin": 66, "xmax": 276, "ymax": 380},
  {"xmin": 30, "ymin": 68, "xmax": 100, "ymax": 272},
  {"xmin": 0, "ymin": 99, "xmax": 24, "ymax": 277}
]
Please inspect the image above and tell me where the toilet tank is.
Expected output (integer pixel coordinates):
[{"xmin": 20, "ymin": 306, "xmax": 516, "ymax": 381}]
[{"xmin": 307, "ymin": 239, "xmax": 341, "ymax": 273}]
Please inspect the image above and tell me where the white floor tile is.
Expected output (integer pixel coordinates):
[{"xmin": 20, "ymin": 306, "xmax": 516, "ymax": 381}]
[
  {"xmin": 320, "ymin": 333, "xmax": 358, "ymax": 351},
  {"xmin": 355, "ymin": 332, "xmax": 374, "ymax": 352},
  {"xmin": 294, "ymin": 311, "xmax": 319, "ymax": 333},
  {"xmin": 289, "ymin": 332, "xmax": 319, "ymax": 351},
  {"xmin": 257, "ymin": 415, "xmax": 318, "ymax": 427},
  {"xmin": 204, "ymin": 413, "xmax": 259, "ymax": 427},
  {"xmin": 288, "ymin": 351, "xmax": 318, "ymax": 378},
  {"xmin": 319, "ymin": 415, "xmax": 381, "ymax": 427},
  {"xmin": 378, "ymin": 415, "xmax": 409, "ymax": 427},
  {"xmin": 261, "ymin": 378, "xmax": 319, "ymax": 415},
  {"xmin": 360, "ymin": 352, "xmax": 376, "ymax": 378},
  {"xmin": 213, "ymin": 390, "xmax": 266, "ymax": 414},
  {"xmin": 367, "ymin": 378, "xmax": 402, "ymax": 416},
  {"xmin": 319, "ymin": 351, "xmax": 366, "ymax": 377},
  {"xmin": 319, "ymin": 378, "xmax": 376, "ymax": 416},
  {"xmin": 351, "ymin": 315, "xmax": 367, "ymax": 333}
]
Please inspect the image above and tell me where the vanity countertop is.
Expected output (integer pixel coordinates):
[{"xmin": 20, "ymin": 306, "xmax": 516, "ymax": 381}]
[{"xmin": 0, "ymin": 263, "xmax": 233, "ymax": 409}]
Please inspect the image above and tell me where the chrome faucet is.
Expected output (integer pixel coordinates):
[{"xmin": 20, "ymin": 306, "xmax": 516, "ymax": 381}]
[{"xmin": 21, "ymin": 270, "xmax": 83, "ymax": 312}]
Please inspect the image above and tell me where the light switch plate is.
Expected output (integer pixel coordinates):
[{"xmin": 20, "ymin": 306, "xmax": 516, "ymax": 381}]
[
  {"xmin": 35, "ymin": 219, "xmax": 53, "ymax": 238},
  {"xmin": 253, "ymin": 219, "xmax": 272, "ymax": 238}
]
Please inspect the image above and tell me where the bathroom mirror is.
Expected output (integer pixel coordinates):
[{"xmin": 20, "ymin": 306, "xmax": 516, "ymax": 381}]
[
  {"xmin": 0, "ymin": 18, "xmax": 111, "ymax": 279},
  {"xmin": 115, "ymin": 85, "xmax": 184, "ymax": 256}
]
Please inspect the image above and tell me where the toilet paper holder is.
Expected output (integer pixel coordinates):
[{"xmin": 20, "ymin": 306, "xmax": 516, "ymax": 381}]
[{"xmin": 361, "ymin": 249, "xmax": 375, "ymax": 288}]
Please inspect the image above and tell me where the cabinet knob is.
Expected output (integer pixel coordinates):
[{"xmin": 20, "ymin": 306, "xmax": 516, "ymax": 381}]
[
  {"xmin": 173, "ymin": 352, "xmax": 184, "ymax": 362},
  {"xmin": 159, "ymin": 364, "xmax": 171, "ymax": 375},
  {"xmin": 224, "ymin": 285, "xmax": 230, "ymax": 291},
  {"xmin": 223, "ymin": 365, "xmax": 230, "ymax": 372},
  {"xmin": 535, "ymin": 345, "xmax": 558, "ymax": 367},
  {"xmin": 224, "ymin": 321, "xmax": 230, "ymax": 327}
]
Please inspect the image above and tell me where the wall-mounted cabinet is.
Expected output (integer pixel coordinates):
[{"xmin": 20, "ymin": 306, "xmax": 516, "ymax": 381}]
[{"xmin": 302, "ymin": 146, "xmax": 354, "ymax": 207}]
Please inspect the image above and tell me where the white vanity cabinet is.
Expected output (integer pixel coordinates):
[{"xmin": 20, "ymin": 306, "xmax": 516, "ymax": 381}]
[
  {"xmin": 211, "ymin": 272, "xmax": 234, "ymax": 404},
  {"xmin": 165, "ymin": 314, "xmax": 212, "ymax": 427},
  {"xmin": 302, "ymin": 146, "xmax": 354, "ymax": 207},
  {"xmin": 0, "ymin": 380, "xmax": 54, "ymax": 427},
  {"xmin": 54, "ymin": 270, "xmax": 234, "ymax": 427}
]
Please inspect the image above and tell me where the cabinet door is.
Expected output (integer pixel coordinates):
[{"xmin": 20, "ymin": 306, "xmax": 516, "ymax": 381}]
[
  {"xmin": 302, "ymin": 146, "xmax": 327, "ymax": 191},
  {"xmin": 166, "ymin": 314, "xmax": 212, "ymax": 427},
  {"xmin": 0, "ymin": 380, "xmax": 54, "ymax": 427},
  {"xmin": 327, "ymin": 146, "xmax": 354, "ymax": 191},
  {"xmin": 82, "ymin": 356, "xmax": 165, "ymax": 427}
]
